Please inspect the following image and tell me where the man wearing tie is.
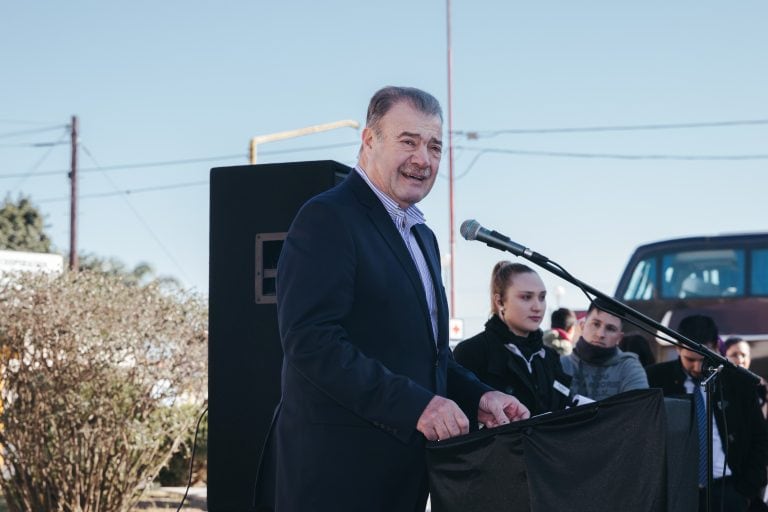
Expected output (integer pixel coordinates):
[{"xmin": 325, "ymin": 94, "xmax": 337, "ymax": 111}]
[{"xmin": 646, "ymin": 314, "xmax": 768, "ymax": 511}]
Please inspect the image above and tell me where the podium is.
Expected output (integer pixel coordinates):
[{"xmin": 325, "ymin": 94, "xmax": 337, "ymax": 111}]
[{"xmin": 426, "ymin": 389, "xmax": 698, "ymax": 512}]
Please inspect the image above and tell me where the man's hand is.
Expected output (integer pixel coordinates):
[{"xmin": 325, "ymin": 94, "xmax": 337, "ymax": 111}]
[
  {"xmin": 477, "ymin": 390, "xmax": 530, "ymax": 428},
  {"xmin": 416, "ymin": 396, "xmax": 470, "ymax": 441}
]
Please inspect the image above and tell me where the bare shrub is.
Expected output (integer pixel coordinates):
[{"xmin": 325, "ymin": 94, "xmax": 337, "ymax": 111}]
[{"xmin": 0, "ymin": 270, "xmax": 207, "ymax": 512}]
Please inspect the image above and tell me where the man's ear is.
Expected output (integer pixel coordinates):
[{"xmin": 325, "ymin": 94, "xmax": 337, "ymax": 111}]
[{"xmin": 362, "ymin": 126, "xmax": 375, "ymax": 150}]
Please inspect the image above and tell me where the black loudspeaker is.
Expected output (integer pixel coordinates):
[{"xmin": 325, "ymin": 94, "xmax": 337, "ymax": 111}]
[{"xmin": 208, "ymin": 160, "xmax": 351, "ymax": 511}]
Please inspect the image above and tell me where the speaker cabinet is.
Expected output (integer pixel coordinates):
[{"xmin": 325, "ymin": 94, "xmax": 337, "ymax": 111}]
[{"xmin": 208, "ymin": 160, "xmax": 350, "ymax": 511}]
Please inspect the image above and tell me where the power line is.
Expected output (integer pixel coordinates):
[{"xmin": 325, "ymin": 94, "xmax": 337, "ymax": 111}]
[
  {"xmin": 0, "ymin": 125, "xmax": 69, "ymax": 139},
  {"xmin": 0, "ymin": 141, "xmax": 360, "ymax": 180},
  {"xmin": 13, "ymin": 128, "xmax": 70, "ymax": 189},
  {"xmin": 76, "ymin": 153, "xmax": 246, "ymax": 173},
  {"xmin": 450, "ymin": 145, "xmax": 768, "ymax": 181},
  {"xmin": 0, "ymin": 118, "xmax": 60, "ymax": 125},
  {"xmin": 0, "ymin": 154, "xmax": 244, "ymax": 180},
  {"xmin": 36, "ymin": 180, "xmax": 208, "ymax": 203},
  {"xmin": 453, "ymin": 118, "xmax": 768, "ymax": 138},
  {"xmin": 0, "ymin": 142, "xmax": 70, "ymax": 148},
  {"xmin": 79, "ymin": 145, "xmax": 191, "ymax": 281},
  {"xmin": 453, "ymin": 145, "xmax": 768, "ymax": 161}
]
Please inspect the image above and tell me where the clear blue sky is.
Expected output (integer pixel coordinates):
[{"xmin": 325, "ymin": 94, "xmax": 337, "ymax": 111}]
[{"xmin": 3, "ymin": 1, "xmax": 767, "ymax": 336}]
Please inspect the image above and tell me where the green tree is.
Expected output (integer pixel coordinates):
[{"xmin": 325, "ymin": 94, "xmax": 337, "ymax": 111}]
[
  {"xmin": 0, "ymin": 270, "xmax": 208, "ymax": 512},
  {"xmin": 0, "ymin": 195, "xmax": 52, "ymax": 253},
  {"xmin": 76, "ymin": 252, "xmax": 180, "ymax": 288}
]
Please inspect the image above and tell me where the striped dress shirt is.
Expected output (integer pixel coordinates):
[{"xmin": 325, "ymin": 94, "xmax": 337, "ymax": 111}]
[{"xmin": 354, "ymin": 165, "xmax": 439, "ymax": 342}]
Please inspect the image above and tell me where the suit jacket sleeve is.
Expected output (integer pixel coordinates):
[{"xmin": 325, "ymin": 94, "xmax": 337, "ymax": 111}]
[
  {"xmin": 277, "ymin": 197, "xmax": 434, "ymax": 441},
  {"xmin": 732, "ymin": 372, "xmax": 768, "ymax": 497}
]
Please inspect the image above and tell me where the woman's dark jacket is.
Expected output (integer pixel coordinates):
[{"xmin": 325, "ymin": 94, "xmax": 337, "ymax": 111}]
[{"xmin": 453, "ymin": 315, "xmax": 573, "ymax": 416}]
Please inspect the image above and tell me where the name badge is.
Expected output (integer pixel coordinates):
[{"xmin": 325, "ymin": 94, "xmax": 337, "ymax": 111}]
[{"xmin": 553, "ymin": 380, "xmax": 571, "ymax": 397}]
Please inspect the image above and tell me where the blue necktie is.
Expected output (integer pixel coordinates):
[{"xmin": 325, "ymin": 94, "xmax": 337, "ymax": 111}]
[{"xmin": 693, "ymin": 383, "xmax": 708, "ymax": 487}]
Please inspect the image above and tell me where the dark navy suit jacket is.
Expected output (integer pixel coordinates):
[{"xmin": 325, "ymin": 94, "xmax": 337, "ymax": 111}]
[
  {"xmin": 646, "ymin": 358, "xmax": 768, "ymax": 500},
  {"xmin": 270, "ymin": 171, "xmax": 491, "ymax": 512}
]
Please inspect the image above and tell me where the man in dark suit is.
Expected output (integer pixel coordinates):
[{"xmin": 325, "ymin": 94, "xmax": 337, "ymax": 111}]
[
  {"xmin": 646, "ymin": 314, "xmax": 768, "ymax": 511},
  {"xmin": 271, "ymin": 86, "xmax": 529, "ymax": 512}
]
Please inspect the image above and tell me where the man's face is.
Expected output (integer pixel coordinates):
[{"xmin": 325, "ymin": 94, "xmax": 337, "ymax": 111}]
[
  {"xmin": 725, "ymin": 341, "xmax": 751, "ymax": 369},
  {"xmin": 677, "ymin": 347, "xmax": 707, "ymax": 379},
  {"xmin": 580, "ymin": 309, "xmax": 623, "ymax": 348},
  {"xmin": 360, "ymin": 101, "xmax": 442, "ymax": 208}
]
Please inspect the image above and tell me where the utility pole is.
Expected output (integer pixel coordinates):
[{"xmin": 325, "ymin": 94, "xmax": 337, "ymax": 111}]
[
  {"xmin": 446, "ymin": 0, "xmax": 456, "ymax": 316},
  {"xmin": 69, "ymin": 115, "xmax": 78, "ymax": 271}
]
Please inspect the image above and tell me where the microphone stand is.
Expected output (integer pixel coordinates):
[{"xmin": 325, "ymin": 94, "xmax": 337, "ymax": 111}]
[
  {"xmin": 701, "ymin": 365, "xmax": 723, "ymax": 512},
  {"xmin": 466, "ymin": 229, "xmax": 761, "ymax": 512}
]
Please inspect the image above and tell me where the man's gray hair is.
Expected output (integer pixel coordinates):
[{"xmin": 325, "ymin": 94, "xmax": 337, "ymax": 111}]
[{"xmin": 366, "ymin": 86, "xmax": 443, "ymax": 134}]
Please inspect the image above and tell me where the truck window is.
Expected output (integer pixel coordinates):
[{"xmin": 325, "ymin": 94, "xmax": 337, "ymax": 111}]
[
  {"xmin": 753, "ymin": 248, "xmax": 768, "ymax": 296},
  {"xmin": 661, "ymin": 249, "xmax": 745, "ymax": 299},
  {"xmin": 622, "ymin": 257, "xmax": 656, "ymax": 300}
]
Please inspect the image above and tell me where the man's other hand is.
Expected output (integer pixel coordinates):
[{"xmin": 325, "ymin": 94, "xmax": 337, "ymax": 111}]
[
  {"xmin": 477, "ymin": 390, "xmax": 530, "ymax": 428},
  {"xmin": 416, "ymin": 395, "xmax": 470, "ymax": 441}
]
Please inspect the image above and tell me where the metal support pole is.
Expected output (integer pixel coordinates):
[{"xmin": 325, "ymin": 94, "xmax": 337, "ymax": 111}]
[
  {"xmin": 249, "ymin": 120, "xmax": 359, "ymax": 165},
  {"xmin": 446, "ymin": 0, "xmax": 456, "ymax": 316},
  {"xmin": 69, "ymin": 115, "xmax": 78, "ymax": 271}
]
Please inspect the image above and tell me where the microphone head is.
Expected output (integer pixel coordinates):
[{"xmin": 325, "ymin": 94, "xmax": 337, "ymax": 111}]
[{"xmin": 460, "ymin": 219, "xmax": 481, "ymax": 241}]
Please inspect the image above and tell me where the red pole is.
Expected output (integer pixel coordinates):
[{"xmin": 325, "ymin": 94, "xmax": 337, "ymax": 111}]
[{"xmin": 446, "ymin": 0, "xmax": 456, "ymax": 316}]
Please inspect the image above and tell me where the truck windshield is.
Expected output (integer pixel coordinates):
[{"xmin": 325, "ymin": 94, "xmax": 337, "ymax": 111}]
[{"xmin": 622, "ymin": 245, "xmax": 768, "ymax": 301}]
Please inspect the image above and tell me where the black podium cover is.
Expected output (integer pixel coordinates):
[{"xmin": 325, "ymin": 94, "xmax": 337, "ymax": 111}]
[{"xmin": 426, "ymin": 389, "xmax": 669, "ymax": 512}]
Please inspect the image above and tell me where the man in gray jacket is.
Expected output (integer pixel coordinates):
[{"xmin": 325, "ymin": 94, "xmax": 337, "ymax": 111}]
[{"xmin": 560, "ymin": 302, "xmax": 648, "ymax": 401}]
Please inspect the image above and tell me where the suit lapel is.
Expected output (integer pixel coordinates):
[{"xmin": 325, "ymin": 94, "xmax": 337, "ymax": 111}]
[
  {"xmin": 412, "ymin": 224, "xmax": 447, "ymax": 346},
  {"xmin": 347, "ymin": 173, "xmax": 432, "ymax": 333}
]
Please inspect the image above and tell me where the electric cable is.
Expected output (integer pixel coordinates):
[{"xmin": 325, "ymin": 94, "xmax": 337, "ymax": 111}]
[
  {"xmin": 174, "ymin": 405, "xmax": 208, "ymax": 512},
  {"xmin": 81, "ymin": 145, "xmax": 191, "ymax": 281},
  {"xmin": 0, "ymin": 124, "xmax": 68, "ymax": 139},
  {"xmin": 452, "ymin": 118, "xmax": 768, "ymax": 138},
  {"xmin": 13, "ymin": 128, "xmax": 70, "ymax": 189},
  {"xmin": 35, "ymin": 180, "xmax": 208, "ymax": 203}
]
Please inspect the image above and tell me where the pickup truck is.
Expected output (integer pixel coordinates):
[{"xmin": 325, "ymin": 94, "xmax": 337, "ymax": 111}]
[{"xmin": 614, "ymin": 232, "xmax": 768, "ymax": 377}]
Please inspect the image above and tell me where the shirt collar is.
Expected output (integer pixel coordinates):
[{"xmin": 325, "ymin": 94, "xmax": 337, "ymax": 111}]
[{"xmin": 355, "ymin": 165, "xmax": 426, "ymax": 227}]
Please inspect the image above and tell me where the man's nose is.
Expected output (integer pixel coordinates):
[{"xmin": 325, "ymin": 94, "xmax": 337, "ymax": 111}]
[{"xmin": 411, "ymin": 144, "xmax": 429, "ymax": 166}]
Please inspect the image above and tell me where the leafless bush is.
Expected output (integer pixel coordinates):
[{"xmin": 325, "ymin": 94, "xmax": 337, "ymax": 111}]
[{"xmin": 0, "ymin": 271, "xmax": 207, "ymax": 512}]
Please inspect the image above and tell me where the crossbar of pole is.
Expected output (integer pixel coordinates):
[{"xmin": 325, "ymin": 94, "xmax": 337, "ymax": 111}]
[{"xmin": 249, "ymin": 120, "xmax": 360, "ymax": 164}]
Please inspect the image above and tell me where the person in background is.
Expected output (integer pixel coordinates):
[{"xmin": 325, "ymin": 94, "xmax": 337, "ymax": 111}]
[
  {"xmin": 724, "ymin": 336, "xmax": 768, "ymax": 420},
  {"xmin": 453, "ymin": 261, "xmax": 573, "ymax": 417},
  {"xmin": 560, "ymin": 302, "xmax": 648, "ymax": 401},
  {"xmin": 619, "ymin": 332, "xmax": 657, "ymax": 367},
  {"xmin": 646, "ymin": 315, "xmax": 768, "ymax": 511},
  {"xmin": 543, "ymin": 307, "xmax": 576, "ymax": 356}
]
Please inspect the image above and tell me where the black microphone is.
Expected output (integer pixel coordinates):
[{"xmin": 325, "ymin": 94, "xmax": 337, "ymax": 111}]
[{"xmin": 460, "ymin": 219, "xmax": 548, "ymax": 263}]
